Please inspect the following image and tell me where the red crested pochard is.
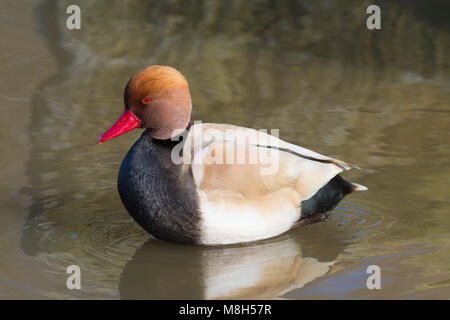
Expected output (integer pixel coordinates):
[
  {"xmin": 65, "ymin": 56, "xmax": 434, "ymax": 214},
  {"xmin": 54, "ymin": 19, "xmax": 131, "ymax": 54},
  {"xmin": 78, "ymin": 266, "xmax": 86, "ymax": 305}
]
[{"xmin": 97, "ymin": 65, "xmax": 367, "ymax": 245}]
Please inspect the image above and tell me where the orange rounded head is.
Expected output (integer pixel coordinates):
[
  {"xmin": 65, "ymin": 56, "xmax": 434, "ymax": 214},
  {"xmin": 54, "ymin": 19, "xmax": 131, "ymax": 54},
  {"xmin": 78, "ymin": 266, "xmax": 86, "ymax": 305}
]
[{"xmin": 97, "ymin": 65, "xmax": 192, "ymax": 143}]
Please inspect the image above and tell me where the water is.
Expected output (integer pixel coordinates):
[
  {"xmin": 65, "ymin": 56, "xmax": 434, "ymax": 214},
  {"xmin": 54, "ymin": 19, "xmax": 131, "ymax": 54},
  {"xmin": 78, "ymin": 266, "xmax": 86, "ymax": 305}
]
[{"xmin": 0, "ymin": 0, "xmax": 449, "ymax": 299}]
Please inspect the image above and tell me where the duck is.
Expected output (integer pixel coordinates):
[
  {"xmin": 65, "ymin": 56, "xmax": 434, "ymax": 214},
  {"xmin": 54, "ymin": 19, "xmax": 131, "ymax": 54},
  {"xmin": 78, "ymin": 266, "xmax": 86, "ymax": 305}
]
[{"xmin": 97, "ymin": 65, "xmax": 367, "ymax": 245}]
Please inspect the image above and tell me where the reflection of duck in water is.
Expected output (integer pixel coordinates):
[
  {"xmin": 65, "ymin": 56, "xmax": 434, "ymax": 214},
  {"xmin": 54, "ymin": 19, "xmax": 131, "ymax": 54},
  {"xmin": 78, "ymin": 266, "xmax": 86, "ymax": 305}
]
[
  {"xmin": 119, "ymin": 236, "xmax": 337, "ymax": 299},
  {"xmin": 97, "ymin": 65, "xmax": 367, "ymax": 245}
]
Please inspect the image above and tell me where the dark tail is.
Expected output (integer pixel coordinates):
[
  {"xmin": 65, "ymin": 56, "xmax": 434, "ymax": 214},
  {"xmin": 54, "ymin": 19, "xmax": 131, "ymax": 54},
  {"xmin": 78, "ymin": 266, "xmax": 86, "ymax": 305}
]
[{"xmin": 297, "ymin": 175, "xmax": 358, "ymax": 226}]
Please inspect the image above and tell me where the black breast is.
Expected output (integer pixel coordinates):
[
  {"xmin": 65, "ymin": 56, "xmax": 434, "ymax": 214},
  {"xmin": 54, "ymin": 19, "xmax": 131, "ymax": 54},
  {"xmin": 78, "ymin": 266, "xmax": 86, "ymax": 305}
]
[{"xmin": 117, "ymin": 130, "xmax": 201, "ymax": 244}]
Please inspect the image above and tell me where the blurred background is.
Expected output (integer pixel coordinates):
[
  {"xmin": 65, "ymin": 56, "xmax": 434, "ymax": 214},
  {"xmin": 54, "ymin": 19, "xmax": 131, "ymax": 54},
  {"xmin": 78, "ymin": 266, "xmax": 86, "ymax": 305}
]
[{"xmin": 0, "ymin": 0, "xmax": 448, "ymax": 299}]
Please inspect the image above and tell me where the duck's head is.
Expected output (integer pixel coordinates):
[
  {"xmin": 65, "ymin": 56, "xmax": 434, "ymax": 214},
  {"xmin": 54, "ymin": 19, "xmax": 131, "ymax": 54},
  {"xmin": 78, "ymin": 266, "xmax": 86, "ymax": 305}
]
[{"xmin": 97, "ymin": 65, "xmax": 191, "ymax": 143}]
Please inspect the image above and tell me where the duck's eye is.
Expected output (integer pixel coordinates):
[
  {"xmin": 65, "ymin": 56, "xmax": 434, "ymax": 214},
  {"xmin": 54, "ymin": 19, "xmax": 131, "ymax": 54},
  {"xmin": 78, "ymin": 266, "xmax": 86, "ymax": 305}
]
[{"xmin": 142, "ymin": 96, "xmax": 152, "ymax": 104}]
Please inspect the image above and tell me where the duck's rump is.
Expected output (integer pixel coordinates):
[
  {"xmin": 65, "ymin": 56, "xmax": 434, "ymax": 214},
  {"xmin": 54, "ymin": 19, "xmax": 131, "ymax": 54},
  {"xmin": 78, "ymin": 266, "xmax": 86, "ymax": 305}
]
[{"xmin": 297, "ymin": 174, "xmax": 355, "ymax": 226}]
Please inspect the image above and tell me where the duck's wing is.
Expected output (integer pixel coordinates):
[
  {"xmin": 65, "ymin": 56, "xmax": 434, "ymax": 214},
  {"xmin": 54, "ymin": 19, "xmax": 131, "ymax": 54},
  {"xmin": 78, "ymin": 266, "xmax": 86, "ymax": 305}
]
[
  {"xmin": 183, "ymin": 123, "xmax": 353, "ymax": 195},
  {"xmin": 181, "ymin": 123, "xmax": 353, "ymax": 244},
  {"xmin": 184, "ymin": 123, "xmax": 353, "ymax": 171}
]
